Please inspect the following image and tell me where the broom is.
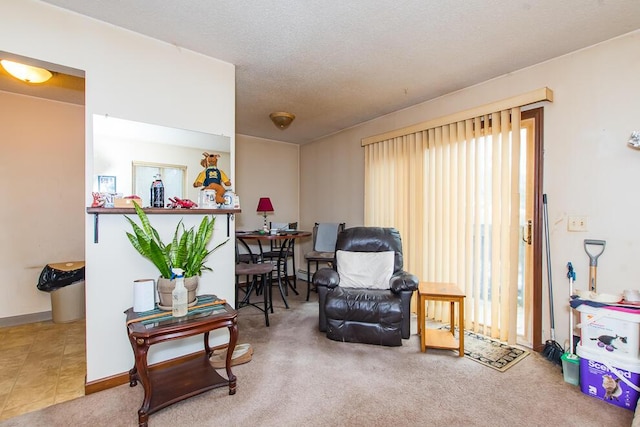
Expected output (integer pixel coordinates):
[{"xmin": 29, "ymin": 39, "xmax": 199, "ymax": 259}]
[{"xmin": 542, "ymin": 194, "xmax": 563, "ymax": 365}]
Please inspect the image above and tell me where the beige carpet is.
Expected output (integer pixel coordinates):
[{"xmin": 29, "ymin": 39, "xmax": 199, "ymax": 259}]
[{"xmin": 1, "ymin": 291, "xmax": 634, "ymax": 427}]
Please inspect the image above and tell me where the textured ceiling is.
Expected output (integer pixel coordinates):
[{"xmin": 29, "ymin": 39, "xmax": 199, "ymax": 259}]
[{"xmin": 18, "ymin": 1, "xmax": 640, "ymax": 143}]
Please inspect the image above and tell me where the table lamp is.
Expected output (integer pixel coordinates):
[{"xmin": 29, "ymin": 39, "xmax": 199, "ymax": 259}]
[{"xmin": 256, "ymin": 197, "xmax": 274, "ymax": 231}]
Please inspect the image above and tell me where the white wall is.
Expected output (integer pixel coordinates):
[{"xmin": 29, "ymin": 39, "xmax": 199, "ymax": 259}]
[
  {"xmin": 0, "ymin": 91, "xmax": 84, "ymax": 318},
  {"xmin": 235, "ymin": 134, "xmax": 299, "ymax": 231},
  {"xmin": 1, "ymin": 0, "xmax": 235, "ymax": 382},
  {"xmin": 235, "ymin": 134, "xmax": 303, "ymax": 269},
  {"xmin": 301, "ymin": 30, "xmax": 640, "ymax": 349}
]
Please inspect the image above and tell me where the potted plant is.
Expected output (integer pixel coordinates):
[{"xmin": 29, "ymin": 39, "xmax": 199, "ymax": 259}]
[{"xmin": 124, "ymin": 202, "xmax": 226, "ymax": 309}]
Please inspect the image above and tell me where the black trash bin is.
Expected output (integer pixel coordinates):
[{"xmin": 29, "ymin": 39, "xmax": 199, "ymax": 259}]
[{"xmin": 37, "ymin": 261, "xmax": 85, "ymax": 323}]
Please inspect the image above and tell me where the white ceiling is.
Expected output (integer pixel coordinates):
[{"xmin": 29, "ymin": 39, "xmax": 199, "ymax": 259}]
[{"xmin": 30, "ymin": 1, "xmax": 640, "ymax": 143}]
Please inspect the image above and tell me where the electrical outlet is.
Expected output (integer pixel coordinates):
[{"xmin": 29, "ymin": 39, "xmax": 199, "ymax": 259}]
[{"xmin": 568, "ymin": 216, "xmax": 588, "ymax": 232}]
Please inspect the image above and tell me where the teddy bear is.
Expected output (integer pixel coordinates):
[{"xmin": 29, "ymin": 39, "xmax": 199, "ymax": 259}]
[
  {"xmin": 193, "ymin": 152, "xmax": 231, "ymax": 204},
  {"xmin": 91, "ymin": 192, "xmax": 105, "ymax": 207}
]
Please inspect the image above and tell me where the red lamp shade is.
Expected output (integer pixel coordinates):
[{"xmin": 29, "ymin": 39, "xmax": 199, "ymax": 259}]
[
  {"xmin": 256, "ymin": 197, "xmax": 274, "ymax": 231},
  {"xmin": 256, "ymin": 197, "xmax": 274, "ymax": 213}
]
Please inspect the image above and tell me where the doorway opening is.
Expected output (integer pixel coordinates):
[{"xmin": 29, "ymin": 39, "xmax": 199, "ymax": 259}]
[{"xmin": 0, "ymin": 50, "xmax": 86, "ymax": 418}]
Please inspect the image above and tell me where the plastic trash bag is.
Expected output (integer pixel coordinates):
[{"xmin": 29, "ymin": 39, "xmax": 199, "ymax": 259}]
[{"xmin": 37, "ymin": 262, "xmax": 85, "ymax": 292}]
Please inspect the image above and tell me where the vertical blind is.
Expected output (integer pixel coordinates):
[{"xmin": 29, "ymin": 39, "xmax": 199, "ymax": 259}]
[{"xmin": 362, "ymin": 88, "xmax": 552, "ymax": 343}]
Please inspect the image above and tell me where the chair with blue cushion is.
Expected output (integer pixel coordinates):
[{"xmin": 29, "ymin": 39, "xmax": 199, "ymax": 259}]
[{"xmin": 304, "ymin": 223, "xmax": 345, "ymax": 301}]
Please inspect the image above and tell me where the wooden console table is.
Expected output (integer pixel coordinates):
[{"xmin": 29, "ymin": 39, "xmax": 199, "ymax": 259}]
[
  {"xmin": 417, "ymin": 282, "xmax": 465, "ymax": 357},
  {"xmin": 125, "ymin": 296, "xmax": 238, "ymax": 427}
]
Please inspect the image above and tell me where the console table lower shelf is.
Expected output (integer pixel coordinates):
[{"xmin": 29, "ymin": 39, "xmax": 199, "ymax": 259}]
[
  {"xmin": 125, "ymin": 296, "xmax": 237, "ymax": 427},
  {"xmin": 129, "ymin": 354, "xmax": 231, "ymax": 418}
]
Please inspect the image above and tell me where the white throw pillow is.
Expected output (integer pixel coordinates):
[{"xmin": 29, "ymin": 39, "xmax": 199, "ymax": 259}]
[{"xmin": 336, "ymin": 250, "xmax": 394, "ymax": 289}]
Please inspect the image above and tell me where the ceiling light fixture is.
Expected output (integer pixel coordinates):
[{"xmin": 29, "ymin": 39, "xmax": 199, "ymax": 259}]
[
  {"xmin": 1, "ymin": 59, "xmax": 53, "ymax": 84},
  {"xmin": 269, "ymin": 112, "xmax": 295, "ymax": 130}
]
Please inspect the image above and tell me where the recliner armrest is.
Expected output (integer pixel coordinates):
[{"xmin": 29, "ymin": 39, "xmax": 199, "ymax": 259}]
[
  {"xmin": 389, "ymin": 271, "xmax": 419, "ymax": 293},
  {"xmin": 313, "ymin": 268, "xmax": 340, "ymax": 289}
]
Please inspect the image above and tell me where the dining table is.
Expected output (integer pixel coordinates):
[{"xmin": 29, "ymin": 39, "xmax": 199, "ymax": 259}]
[{"xmin": 235, "ymin": 230, "xmax": 311, "ymax": 308}]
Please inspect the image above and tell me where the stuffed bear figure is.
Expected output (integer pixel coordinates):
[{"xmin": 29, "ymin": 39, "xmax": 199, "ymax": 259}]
[{"xmin": 193, "ymin": 152, "xmax": 231, "ymax": 204}]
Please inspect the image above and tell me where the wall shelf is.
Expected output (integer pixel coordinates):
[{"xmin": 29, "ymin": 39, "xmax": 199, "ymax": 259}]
[{"xmin": 86, "ymin": 207, "xmax": 241, "ymax": 243}]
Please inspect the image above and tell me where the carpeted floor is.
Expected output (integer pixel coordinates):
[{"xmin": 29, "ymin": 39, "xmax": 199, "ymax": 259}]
[{"xmin": 0, "ymin": 291, "xmax": 634, "ymax": 427}]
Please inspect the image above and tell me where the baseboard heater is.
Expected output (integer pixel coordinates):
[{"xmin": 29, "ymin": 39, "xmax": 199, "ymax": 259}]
[{"xmin": 297, "ymin": 269, "xmax": 309, "ymax": 281}]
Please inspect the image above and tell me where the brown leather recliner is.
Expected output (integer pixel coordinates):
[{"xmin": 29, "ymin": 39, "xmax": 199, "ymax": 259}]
[{"xmin": 314, "ymin": 227, "xmax": 419, "ymax": 346}]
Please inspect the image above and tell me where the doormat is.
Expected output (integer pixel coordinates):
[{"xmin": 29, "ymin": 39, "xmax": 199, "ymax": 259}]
[{"xmin": 440, "ymin": 326, "xmax": 529, "ymax": 372}]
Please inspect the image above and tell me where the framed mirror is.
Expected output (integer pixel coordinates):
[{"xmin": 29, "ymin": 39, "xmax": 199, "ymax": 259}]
[{"xmin": 93, "ymin": 114, "xmax": 231, "ymax": 207}]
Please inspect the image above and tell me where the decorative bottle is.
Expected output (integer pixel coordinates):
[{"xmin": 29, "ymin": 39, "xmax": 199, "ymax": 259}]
[
  {"xmin": 150, "ymin": 174, "xmax": 164, "ymax": 208},
  {"xmin": 171, "ymin": 268, "xmax": 188, "ymax": 317}
]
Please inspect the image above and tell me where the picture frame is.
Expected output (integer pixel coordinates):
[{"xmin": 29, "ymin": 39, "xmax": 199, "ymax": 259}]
[{"xmin": 98, "ymin": 175, "xmax": 116, "ymax": 193}]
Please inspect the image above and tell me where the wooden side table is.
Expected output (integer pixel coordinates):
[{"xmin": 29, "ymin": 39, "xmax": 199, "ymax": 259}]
[
  {"xmin": 417, "ymin": 282, "xmax": 465, "ymax": 357},
  {"xmin": 125, "ymin": 296, "xmax": 238, "ymax": 427}
]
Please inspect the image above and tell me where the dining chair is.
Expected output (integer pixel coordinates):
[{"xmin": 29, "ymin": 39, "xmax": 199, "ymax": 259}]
[
  {"xmin": 268, "ymin": 236, "xmax": 296, "ymax": 309},
  {"xmin": 236, "ymin": 237, "xmax": 258, "ymax": 264},
  {"xmin": 235, "ymin": 262, "xmax": 272, "ymax": 326},
  {"xmin": 266, "ymin": 222, "xmax": 290, "ymax": 254},
  {"xmin": 263, "ymin": 221, "xmax": 298, "ymax": 295},
  {"xmin": 304, "ymin": 222, "xmax": 345, "ymax": 301},
  {"xmin": 235, "ymin": 238, "xmax": 272, "ymax": 326}
]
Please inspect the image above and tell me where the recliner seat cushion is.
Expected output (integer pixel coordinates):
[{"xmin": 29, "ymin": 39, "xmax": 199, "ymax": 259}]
[
  {"xmin": 325, "ymin": 287, "xmax": 403, "ymax": 346},
  {"xmin": 325, "ymin": 287, "xmax": 402, "ymax": 324},
  {"xmin": 326, "ymin": 318, "xmax": 402, "ymax": 346}
]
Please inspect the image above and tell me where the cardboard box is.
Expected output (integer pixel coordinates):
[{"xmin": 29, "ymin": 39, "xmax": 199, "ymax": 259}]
[
  {"xmin": 114, "ymin": 197, "xmax": 142, "ymax": 208},
  {"xmin": 576, "ymin": 304, "xmax": 640, "ymax": 359},
  {"xmin": 577, "ymin": 345, "xmax": 640, "ymax": 410}
]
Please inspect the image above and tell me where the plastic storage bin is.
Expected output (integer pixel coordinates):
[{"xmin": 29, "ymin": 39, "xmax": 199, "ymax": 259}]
[
  {"xmin": 576, "ymin": 304, "xmax": 640, "ymax": 359},
  {"xmin": 577, "ymin": 345, "xmax": 640, "ymax": 410}
]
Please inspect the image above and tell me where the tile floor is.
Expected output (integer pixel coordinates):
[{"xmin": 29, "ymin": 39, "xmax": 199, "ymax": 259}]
[{"xmin": 0, "ymin": 319, "xmax": 86, "ymax": 421}]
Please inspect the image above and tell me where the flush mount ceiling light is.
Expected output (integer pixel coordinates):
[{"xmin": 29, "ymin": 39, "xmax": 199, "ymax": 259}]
[
  {"xmin": 1, "ymin": 59, "xmax": 53, "ymax": 84},
  {"xmin": 269, "ymin": 112, "xmax": 295, "ymax": 130}
]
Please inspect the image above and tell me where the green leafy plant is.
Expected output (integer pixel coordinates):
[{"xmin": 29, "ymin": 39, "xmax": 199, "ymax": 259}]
[{"xmin": 124, "ymin": 202, "xmax": 226, "ymax": 279}]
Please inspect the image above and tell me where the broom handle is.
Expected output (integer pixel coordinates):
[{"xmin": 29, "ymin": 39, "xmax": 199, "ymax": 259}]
[
  {"xmin": 569, "ymin": 276, "xmax": 574, "ymax": 354},
  {"xmin": 567, "ymin": 262, "xmax": 576, "ymax": 354},
  {"xmin": 543, "ymin": 194, "xmax": 556, "ymax": 338}
]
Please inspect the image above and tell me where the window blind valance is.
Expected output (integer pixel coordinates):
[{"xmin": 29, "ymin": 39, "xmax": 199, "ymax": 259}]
[{"xmin": 361, "ymin": 87, "xmax": 553, "ymax": 147}]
